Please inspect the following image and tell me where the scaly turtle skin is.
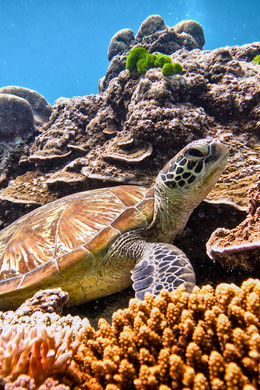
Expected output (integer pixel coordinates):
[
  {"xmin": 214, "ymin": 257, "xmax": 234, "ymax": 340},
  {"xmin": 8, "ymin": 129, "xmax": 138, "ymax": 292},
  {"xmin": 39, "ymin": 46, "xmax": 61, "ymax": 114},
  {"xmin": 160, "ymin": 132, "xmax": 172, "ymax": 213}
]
[{"xmin": 0, "ymin": 139, "xmax": 228, "ymax": 310}]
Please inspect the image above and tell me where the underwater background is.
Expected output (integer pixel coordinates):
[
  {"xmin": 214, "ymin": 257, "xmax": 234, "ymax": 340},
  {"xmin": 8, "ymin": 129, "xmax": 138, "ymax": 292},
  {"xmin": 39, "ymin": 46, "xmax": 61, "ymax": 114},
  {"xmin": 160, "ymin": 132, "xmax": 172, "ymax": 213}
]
[{"xmin": 1, "ymin": 0, "xmax": 259, "ymax": 105}]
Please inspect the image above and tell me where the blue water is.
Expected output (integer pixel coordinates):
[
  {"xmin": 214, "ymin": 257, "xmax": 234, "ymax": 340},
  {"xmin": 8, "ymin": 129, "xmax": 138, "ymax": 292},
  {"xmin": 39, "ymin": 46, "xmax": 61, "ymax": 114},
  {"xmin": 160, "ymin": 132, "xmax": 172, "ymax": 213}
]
[{"xmin": 1, "ymin": 0, "xmax": 259, "ymax": 105}]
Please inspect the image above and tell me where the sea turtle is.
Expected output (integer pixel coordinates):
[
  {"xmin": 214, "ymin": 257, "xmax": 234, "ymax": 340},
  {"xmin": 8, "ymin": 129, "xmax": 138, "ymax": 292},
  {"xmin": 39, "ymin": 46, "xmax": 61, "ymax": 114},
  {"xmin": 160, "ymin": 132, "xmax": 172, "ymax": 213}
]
[{"xmin": 0, "ymin": 138, "xmax": 228, "ymax": 310}]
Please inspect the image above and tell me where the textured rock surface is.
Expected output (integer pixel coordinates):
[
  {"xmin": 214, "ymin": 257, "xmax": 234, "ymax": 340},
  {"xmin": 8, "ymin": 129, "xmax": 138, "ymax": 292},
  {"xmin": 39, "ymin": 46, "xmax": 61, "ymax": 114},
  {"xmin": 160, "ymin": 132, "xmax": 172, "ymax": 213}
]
[
  {"xmin": 100, "ymin": 15, "xmax": 205, "ymax": 92},
  {"xmin": 0, "ymin": 86, "xmax": 52, "ymax": 128},
  {"xmin": 0, "ymin": 93, "xmax": 35, "ymax": 141},
  {"xmin": 0, "ymin": 87, "xmax": 52, "ymax": 203},
  {"xmin": 207, "ymin": 176, "xmax": 260, "ymax": 270},
  {"xmin": 15, "ymin": 288, "xmax": 69, "ymax": 316}
]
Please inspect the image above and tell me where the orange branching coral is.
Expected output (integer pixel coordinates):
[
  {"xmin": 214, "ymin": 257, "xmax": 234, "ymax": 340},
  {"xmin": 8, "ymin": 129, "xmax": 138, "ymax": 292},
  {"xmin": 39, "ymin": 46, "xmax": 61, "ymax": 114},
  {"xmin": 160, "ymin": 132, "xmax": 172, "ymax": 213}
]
[
  {"xmin": 63, "ymin": 281, "xmax": 260, "ymax": 389},
  {"xmin": 0, "ymin": 323, "xmax": 84, "ymax": 386}
]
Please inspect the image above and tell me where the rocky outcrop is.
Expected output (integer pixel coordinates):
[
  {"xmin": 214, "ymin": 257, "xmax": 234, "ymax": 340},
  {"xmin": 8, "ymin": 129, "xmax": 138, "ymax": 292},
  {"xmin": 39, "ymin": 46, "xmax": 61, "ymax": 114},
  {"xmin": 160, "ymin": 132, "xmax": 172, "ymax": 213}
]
[
  {"xmin": 0, "ymin": 87, "xmax": 52, "ymax": 196},
  {"xmin": 207, "ymin": 176, "xmax": 260, "ymax": 271}
]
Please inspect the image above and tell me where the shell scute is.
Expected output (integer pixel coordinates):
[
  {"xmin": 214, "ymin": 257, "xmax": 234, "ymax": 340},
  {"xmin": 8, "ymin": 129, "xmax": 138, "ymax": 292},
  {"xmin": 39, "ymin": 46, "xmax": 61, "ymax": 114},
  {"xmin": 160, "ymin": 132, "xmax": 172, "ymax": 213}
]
[
  {"xmin": 18, "ymin": 260, "xmax": 61, "ymax": 290},
  {"xmin": 84, "ymin": 226, "xmax": 119, "ymax": 258},
  {"xmin": 111, "ymin": 207, "xmax": 150, "ymax": 232},
  {"xmin": 111, "ymin": 185, "xmax": 150, "ymax": 207},
  {"xmin": 56, "ymin": 247, "xmax": 91, "ymax": 273},
  {"xmin": 0, "ymin": 274, "xmax": 23, "ymax": 294},
  {"xmin": 136, "ymin": 198, "xmax": 155, "ymax": 221},
  {"xmin": 0, "ymin": 202, "xmax": 63, "ymax": 280},
  {"xmin": 54, "ymin": 191, "xmax": 124, "ymax": 257}
]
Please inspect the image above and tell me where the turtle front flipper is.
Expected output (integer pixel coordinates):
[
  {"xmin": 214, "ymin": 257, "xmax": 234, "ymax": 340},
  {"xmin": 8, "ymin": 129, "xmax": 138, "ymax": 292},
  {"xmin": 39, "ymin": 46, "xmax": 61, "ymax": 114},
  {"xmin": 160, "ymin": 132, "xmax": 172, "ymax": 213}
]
[{"xmin": 131, "ymin": 243, "xmax": 196, "ymax": 299}]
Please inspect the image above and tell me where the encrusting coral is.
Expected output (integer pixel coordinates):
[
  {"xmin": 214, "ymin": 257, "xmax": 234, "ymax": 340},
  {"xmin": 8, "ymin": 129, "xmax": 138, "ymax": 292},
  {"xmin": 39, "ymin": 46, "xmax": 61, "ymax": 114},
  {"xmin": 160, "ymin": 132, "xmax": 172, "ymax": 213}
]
[
  {"xmin": 0, "ymin": 323, "xmax": 84, "ymax": 387},
  {"xmin": 61, "ymin": 279, "xmax": 260, "ymax": 389}
]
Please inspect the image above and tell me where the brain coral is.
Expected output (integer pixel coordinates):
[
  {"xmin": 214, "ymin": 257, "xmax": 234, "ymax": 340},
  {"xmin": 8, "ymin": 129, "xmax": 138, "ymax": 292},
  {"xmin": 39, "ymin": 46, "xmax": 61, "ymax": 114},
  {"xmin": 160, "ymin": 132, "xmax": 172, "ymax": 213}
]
[{"xmin": 61, "ymin": 279, "xmax": 260, "ymax": 390}]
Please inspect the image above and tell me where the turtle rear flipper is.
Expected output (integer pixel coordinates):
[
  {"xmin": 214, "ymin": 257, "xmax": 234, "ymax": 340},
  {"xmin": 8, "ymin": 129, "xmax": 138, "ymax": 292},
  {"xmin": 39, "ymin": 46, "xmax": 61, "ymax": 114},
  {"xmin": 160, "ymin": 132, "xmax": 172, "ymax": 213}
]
[{"xmin": 131, "ymin": 243, "xmax": 196, "ymax": 299}]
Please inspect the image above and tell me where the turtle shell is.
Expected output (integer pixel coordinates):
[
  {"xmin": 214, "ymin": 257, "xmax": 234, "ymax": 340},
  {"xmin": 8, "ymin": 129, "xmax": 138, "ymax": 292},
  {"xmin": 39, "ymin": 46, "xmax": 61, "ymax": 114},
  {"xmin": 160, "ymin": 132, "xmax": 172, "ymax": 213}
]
[{"xmin": 0, "ymin": 185, "xmax": 154, "ymax": 309}]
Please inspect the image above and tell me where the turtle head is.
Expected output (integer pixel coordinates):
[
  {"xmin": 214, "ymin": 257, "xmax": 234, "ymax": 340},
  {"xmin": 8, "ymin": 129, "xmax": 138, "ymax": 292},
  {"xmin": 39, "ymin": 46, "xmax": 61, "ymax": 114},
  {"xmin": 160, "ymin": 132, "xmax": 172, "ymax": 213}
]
[{"xmin": 155, "ymin": 138, "xmax": 229, "ymax": 222}]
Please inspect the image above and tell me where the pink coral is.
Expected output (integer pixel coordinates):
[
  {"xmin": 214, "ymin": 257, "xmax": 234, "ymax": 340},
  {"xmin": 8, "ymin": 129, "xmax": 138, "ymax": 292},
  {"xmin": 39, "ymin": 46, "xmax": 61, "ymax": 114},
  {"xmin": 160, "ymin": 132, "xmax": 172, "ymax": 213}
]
[{"xmin": 0, "ymin": 323, "xmax": 83, "ymax": 386}]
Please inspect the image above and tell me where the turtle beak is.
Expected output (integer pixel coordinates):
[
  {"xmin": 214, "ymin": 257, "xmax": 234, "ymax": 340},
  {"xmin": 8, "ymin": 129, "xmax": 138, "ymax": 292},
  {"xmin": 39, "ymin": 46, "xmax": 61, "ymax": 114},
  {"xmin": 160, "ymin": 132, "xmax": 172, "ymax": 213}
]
[
  {"xmin": 206, "ymin": 139, "xmax": 229, "ymax": 166},
  {"xmin": 200, "ymin": 139, "xmax": 229, "ymax": 190}
]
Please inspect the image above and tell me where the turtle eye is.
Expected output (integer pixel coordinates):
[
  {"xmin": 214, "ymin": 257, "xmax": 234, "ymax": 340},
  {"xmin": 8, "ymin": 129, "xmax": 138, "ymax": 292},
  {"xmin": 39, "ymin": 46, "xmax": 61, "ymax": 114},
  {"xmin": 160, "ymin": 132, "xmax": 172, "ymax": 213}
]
[{"xmin": 185, "ymin": 147, "xmax": 205, "ymax": 158}]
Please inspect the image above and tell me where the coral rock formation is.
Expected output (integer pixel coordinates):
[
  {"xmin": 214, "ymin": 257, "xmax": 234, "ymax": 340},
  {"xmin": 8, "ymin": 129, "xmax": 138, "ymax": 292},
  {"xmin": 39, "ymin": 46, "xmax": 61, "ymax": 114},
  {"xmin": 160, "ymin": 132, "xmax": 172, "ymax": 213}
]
[
  {"xmin": 2, "ymin": 19, "xmax": 257, "ymax": 211},
  {"xmin": 15, "ymin": 289, "xmax": 69, "ymax": 316},
  {"xmin": 0, "ymin": 86, "xmax": 52, "ymax": 211},
  {"xmin": 207, "ymin": 176, "xmax": 260, "ymax": 270},
  {"xmin": 0, "ymin": 86, "xmax": 52, "ymax": 129},
  {"xmin": 0, "ymin": 93, "xmax": 35, "ymax": 142},
  {"xmin": 0, "ymin": 16, "xmax": 259, "ymax": 225},
  {"xmin": 62, "ymin": 280, "xmax": 260, "ymax": 389}
]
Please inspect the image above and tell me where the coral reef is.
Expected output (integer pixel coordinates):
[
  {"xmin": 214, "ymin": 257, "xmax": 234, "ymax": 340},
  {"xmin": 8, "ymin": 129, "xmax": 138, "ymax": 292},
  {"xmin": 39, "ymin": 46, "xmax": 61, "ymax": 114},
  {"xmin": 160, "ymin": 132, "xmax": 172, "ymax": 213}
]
[
  {"xmin": 107, "ymin": 29, "xmax": 135, "ymax": 62},
  {"xmin": 0, "ymin": 93, "xmax": 35, "ymax": 142},
  {"xmin": 0, "ymin": 322, "xmax": 84, "ymax": 386},
  {"xmin": 135, "ymin": 15, "xmax": 167, "ymax": 40},
  {"xmin": 0, "ymin": 15, "xmax": 259, "ymax": 389},
  {"xmin": 0, "ymin": 16, "xmax": 258, "ymax": 226},
  {"xmin": 101, "ymin": 15, "xmax": 205, "ymax": 92},
  {"xmin": 207, "ymin": 176, "xmax": 260, "ymax": 271},
  {"xmin": 0, "ymin": 288, "xmax": 90, "ymax": 330},
  {"xmin": 173, "ymin": 20, "xmax": 205, "ymax": 48},
  {"xmin": 0, "ymin": 14, "xmax": 258, "ymax": 313},
  {"xmin": 60, "ymin": 280, "xmax": 260, "ymax": 389},
  {"xmin": 2, "ymin": 25, "xmax": 257, "ymax": 211}
]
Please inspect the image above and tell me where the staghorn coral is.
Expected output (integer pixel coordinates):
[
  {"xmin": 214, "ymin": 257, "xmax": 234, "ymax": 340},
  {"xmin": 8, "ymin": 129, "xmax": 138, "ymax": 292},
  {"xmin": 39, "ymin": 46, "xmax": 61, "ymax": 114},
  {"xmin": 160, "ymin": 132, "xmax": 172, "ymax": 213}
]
[
  {"xmin": 62, "ymin": 280, "xmax": 260, "ymax": 389},
  {"xmin": 0, "ymin": 323, "xmax": 84, "ymax": 386}
]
